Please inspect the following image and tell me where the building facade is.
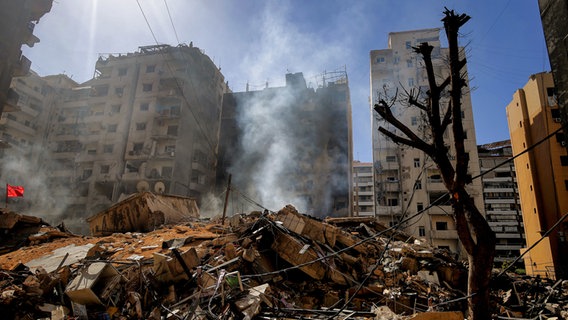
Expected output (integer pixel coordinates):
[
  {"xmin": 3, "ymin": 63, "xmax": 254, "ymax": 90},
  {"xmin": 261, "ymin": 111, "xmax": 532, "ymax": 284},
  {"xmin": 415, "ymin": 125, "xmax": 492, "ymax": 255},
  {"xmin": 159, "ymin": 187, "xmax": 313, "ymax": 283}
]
[
  {"xmin": 539, "ymin": 0, "xmax": 568, "ymax": 152},
  {"xmin": 3, "ymin": 44, "xmax": 228, "ymax": 232},
  {"xmin": 506, "ymin": 72, "xmax": 568, "ymax": 279},
  {"xmin": 218, "ymin": 72, "xmax": 353, "ymax": 217},
  {"xmin": 478, "ymin": 140, "xmax": 526, "ymax": 265},
  {"xmin": 0, "ymin": 0, "xmax": 52, "ymax": 117},
  {"xmin": 352, "ymin": 161, "xmax": 375, "ymax": 216},
  {"xmin": 370, "ymin": 29, "xmax": 484, "ymax": 256}
]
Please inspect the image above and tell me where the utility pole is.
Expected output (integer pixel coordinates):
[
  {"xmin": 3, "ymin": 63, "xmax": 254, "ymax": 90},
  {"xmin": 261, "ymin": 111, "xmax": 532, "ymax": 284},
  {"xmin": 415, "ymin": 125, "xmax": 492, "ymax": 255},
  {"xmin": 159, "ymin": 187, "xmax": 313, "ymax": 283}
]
[{"xmin": 221, "ymin": 174, "xmax": 232, "ymax": 226}]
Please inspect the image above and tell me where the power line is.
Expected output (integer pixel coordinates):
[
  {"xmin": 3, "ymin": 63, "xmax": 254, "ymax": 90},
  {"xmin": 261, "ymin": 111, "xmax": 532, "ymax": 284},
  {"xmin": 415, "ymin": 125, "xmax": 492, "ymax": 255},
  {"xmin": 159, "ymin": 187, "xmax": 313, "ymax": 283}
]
[
  {"xmin": 135, "ymin": 0, "xmax": 218, "ymax": 154},
  {"xmin": 471, "ymin": 125, "xmax": 565, "ymax": 181},
  {"xmin": 163, "ymin": 0, "xmax": 180, "ymax": 44}
]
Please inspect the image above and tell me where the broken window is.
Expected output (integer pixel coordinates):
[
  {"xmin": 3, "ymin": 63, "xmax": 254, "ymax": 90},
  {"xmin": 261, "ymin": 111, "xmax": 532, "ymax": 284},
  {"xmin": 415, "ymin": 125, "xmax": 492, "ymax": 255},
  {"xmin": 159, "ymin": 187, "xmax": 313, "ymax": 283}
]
[
  {"xmin": 547, "ymin": 87, "xmax": 557, "ymax": 106},
  {"xmin": 405, "ymin": 41, "xmax": 411, "ymax": 49},
  {"xmin": 115, "ymin": 87, "xmax": 124, "ymax": 96},
  {"xmin": 107, "ymin": 124, "xmax": 117, "ymax": 133},
  {"xmin": 136, "ymin": 122, "xmax": 146, "ymax": 130},
  {"xmin": 100, "ymin": 165, "xmax": 110, "ymax": 174},
  {"xmin": 82, "ymin": 169, "xmax": 92, "ymax": 180},
  {"xmin": 110, "ymin": 104, "xmax": 121, "ymax": 113},
  {"xmin": 140, "ymin": 103, "xmax": 149, "ymax": 111},
  {"xmin": 386, "ymin": 155, "xmax": 396, "ymax": 162},
  {"xmin": 118, "ymin": 68, "xmax": 127, "ymax": 76},
  {"xmin": 419, "ymin": 226, "xmax": 426, "ymax": 237},
  {"xmin": 406, "ymin": 59, "xmax": 413, "ymax": 68},
  {"xmin": 146, "ymin": 65, "xmax": 156, "ymax": 73},
  {"xmin": 103, "ymin": 144, "xmax": 114, "ymax": 153}
]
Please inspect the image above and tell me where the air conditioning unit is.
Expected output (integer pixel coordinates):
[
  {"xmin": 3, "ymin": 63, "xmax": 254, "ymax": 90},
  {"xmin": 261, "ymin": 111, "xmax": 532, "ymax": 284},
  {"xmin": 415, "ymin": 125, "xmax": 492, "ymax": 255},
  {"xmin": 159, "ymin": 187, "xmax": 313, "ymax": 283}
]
[{"xmin": 553, "ymin": 117, "xmax": 562, "ymax": 123}]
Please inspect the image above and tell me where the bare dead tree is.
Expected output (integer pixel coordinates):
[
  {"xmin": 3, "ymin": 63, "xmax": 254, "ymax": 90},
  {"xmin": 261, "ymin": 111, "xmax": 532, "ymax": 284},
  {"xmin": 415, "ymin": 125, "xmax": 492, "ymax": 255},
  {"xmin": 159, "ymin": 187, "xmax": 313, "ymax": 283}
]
[{"xmin": 373, "ymin": 9, "xmax": 496, "ymax": 320}]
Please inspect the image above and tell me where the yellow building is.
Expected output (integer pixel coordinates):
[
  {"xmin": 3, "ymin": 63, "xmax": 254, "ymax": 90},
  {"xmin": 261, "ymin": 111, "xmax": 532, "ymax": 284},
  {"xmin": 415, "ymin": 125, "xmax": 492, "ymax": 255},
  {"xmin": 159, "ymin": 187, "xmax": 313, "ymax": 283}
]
[{"xmin": 506, "ymin": 72, "xmax": 568, "ymax": 279}]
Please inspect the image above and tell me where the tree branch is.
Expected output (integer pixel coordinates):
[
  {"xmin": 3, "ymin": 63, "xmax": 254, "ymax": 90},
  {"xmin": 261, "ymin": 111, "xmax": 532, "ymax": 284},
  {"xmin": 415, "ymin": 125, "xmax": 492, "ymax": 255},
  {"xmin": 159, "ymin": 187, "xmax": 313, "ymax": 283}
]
[{"xmin": 374, "ymin": 101, "xmax": 434, "ymax": 154}]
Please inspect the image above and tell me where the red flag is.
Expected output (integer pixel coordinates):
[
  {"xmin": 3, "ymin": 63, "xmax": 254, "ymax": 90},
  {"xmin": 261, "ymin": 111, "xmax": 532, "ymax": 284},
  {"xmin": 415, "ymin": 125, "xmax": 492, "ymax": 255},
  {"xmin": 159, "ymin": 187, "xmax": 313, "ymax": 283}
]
[{"xmin": 7, "ymin": 185, "xmax": 24, "ymax": 198}]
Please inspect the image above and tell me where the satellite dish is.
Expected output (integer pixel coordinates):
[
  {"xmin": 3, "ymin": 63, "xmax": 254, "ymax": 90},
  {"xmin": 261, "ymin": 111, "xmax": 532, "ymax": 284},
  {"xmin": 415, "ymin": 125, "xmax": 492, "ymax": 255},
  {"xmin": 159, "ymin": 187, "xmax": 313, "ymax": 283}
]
[
  {"xmin": 136, "ymin": 180, "xmax": 150, "ymax": 192},
  {"xmin": 154, "ymin": 181, "xmax": 165, "ymax": 194}
]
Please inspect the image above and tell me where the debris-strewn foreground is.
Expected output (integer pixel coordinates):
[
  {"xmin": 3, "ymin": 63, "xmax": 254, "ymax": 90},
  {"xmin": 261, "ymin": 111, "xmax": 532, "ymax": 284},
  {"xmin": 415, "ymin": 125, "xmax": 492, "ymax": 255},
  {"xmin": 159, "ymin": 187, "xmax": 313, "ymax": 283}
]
[{"xmin": 0, "ymin": 205, "xmax": 566, "ymax": 319}]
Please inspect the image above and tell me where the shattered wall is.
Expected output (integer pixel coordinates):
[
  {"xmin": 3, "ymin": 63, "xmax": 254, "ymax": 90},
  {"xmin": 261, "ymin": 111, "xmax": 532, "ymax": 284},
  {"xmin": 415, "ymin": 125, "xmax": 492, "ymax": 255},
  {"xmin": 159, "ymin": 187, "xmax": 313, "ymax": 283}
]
[{"xmin": 217, "ymin": 72, "xmax": 352, "ymax": 217}]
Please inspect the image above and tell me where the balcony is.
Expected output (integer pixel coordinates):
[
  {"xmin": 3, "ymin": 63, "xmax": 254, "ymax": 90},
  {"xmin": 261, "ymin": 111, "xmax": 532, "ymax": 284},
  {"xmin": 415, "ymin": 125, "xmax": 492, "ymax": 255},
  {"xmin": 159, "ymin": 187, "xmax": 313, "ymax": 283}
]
[
  {"xmin": 13, "ymin": 55, "xmax": 31, "ymax": 77},
  {"xmin": 430, "ymin": 229, "xmax": 458, "ymax": 239},
  {"xmin": 3, "ymin": 89, "xmax": 20, "ymax": 112},
  {"xmin": 24, "ymin": 22, "xmax": 40, "ymax": 47},
  {"xmin": 2, "ymin": 118, "xmax": 35, "ymax": 136}
]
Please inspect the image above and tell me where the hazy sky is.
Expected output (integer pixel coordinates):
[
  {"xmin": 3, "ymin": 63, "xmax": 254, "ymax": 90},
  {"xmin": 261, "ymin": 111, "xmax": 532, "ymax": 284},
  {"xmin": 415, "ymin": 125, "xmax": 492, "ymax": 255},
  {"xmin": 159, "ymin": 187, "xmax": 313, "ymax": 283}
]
[{"xmin": 24, "ymin": 0, "xmax": 548, "ymax": 162}]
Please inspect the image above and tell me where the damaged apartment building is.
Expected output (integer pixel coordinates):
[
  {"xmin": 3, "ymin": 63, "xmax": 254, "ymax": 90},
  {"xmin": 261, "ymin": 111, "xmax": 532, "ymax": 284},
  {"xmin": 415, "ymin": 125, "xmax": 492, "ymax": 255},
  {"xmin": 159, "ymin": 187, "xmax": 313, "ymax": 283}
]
[
  {"xmin": 217, "ymin": 71, "xmax": 353, "ymax": 217},
  {"xmin": 370, "ymin": 29, "xmax": 484, "ymax": 257},
  {"xmin": 2, "ymin": 44, "xmax": 229, "ymax": 231}
]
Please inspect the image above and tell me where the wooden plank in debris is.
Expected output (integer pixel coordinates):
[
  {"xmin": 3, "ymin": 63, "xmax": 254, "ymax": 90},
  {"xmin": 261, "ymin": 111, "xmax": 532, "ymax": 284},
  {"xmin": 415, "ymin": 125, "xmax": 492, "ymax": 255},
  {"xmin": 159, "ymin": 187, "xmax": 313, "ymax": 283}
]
[{"xmin": 271, "ymin": 231, "xmax": 326, "ymax": 280}]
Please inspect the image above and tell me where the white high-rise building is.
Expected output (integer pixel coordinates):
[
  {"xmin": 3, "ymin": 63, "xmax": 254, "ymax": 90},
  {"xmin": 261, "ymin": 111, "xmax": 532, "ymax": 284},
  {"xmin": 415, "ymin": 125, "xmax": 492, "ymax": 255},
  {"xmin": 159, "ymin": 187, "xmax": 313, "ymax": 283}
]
[{"xmin": 370, "ymin": 29, "xmax": 484, "ymax": 256}]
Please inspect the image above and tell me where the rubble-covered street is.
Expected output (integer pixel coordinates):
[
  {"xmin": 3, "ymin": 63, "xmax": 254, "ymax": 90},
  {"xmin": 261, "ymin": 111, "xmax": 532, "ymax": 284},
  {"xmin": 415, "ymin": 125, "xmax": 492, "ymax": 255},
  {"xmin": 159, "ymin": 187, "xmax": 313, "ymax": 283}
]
[{"xmin": 0, "ymin": 205, "xmax": 566, "ymax": 319}]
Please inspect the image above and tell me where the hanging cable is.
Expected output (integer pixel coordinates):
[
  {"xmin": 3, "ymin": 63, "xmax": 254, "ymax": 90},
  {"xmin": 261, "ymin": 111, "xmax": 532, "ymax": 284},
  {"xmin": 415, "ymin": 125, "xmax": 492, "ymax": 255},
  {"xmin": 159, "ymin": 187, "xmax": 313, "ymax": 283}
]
[{"xmin": 163, "ymin": 0, "xmax": 180, "ymax": 44}]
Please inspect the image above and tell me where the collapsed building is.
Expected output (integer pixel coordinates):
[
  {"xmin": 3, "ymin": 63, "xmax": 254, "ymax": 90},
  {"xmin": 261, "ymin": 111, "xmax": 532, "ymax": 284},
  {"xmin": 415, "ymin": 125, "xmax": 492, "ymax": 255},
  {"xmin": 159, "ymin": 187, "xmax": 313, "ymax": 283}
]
[
  {"xmin": 0, "ymin": 205, "xmax": 566, "ymax": 320},
  {"xmin": 217, "ymin": 71, "xmax": 353, "ymax": 217}
]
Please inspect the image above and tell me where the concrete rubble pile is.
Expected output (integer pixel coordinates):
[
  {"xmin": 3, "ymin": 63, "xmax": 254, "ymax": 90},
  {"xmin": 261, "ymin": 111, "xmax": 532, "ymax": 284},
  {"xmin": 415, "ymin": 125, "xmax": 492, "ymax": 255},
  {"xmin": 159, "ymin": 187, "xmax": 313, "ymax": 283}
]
[{"xmin": 0, "ymin": 205, "xmax": 565, "ymax": 319}]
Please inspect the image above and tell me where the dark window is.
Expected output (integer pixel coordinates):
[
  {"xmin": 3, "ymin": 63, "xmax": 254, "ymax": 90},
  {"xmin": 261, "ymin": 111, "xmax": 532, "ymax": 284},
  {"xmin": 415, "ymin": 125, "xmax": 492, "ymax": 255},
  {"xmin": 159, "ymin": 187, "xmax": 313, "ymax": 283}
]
[
  {"xmin": 438, "ymin": 245, "xmax": 450, "ymax": 250},
  {"xmin": 414, "ymin": 158, "xmax": 420, "ymax": 168},
  {"xmin": 107, "ymin": 124, "xmax": 117, "ymax": 133},
  {"xmin": 419, "ymin": 226, "xmax": 426, "ymax": 237},
  {"xmin": 143, "ymin": 83, "xmax": 153, "ymax": 92},
  {"xmin": 133, "ymin": 143, "xmax": 144, "ymax": 152},
  {"xmin": 411, "ymin": 116, "xmax": 418, "ymax": 126},
  {"xmin": 115, "ymin": 87, "xmax": 124, "ymax": 96},
  {"xmin": 386, "ymin": 155, "xmax": 396, "ymax": 162},
  {"xmin": 561, "ymin": 156, "xmax": 568, "ymax": 166},
  {"xmin": 140, "ymin": 103, "xmax": 149, "ymax": 111},
  {"xmin": 100, "ymin": 165, "xmax": 110, "ymax": 174},
  {"xmin": 118, "ymin": 68, "xmax": 127, "ymax": 76},
  {"xmin": 103, "ymin": 144, "xmax": 113, "ymax": 153},
  {"xmin": 435, "ymin": 221, "xmax": 448, "ymax": 230},
  {"xmin": 82, "ymin": 169, "xmax": 92, "ymax": 180},
  {"xmin": 387, "ymin": 198, "xmax": 399, "ymax": 206},
  {"xmin": 167, "ymin": 125, "xmax": 178, "ymax": 136},
  {"xmin": 405, "ymin": 41, "xmax": 411, "ymax": 49},
  {"xmin": 565, "ymin": 180, "xmax": 568, "ymax": 191},
  {"xmin": 111, "ymin": 104, "xmax": 121, "ymax": 113},
  {"xmin": 417, "ymin": 202, "xmax": 424, "ymax": 212},
  {"xmin": 407, "ymin": 59, "xmax": 413, "ymax": 68},
  {"xmin": 87, "ymin": 149, "xmax": 96, "ymax": 155},
  {"xmin": 414, "ymin": 180, "xmax": 422, "ymax": 190},
  {"xmin": 136, "ymin": 122, "xmax": 146, "ymax": 130},
  {"xmin": 162, "ymin": 166, "xmax": 173, "ymax": 178},
  {"xmin": 146, "ymin": 65, "xmax": 156, "ymax": 73}
]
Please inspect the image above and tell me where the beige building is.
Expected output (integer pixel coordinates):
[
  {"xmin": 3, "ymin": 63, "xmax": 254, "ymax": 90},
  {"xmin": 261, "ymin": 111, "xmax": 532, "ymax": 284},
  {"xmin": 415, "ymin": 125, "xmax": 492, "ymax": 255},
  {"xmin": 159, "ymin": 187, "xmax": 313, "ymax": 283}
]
[
  {"xmin": 478, "ymin": 140, "xmax": 526, "ymax": 265},
  {"xmin": 506, "ymin": 72, "xmax": 568, "ymax": 279},
  {"xmin": 353, "ymin": 161, "xmax": 375, "ymax": 216},
  {"xmin": 3, "ymin": 44, "xmax": 228, "ymax": 232},
  {"xmin": 370, "ymin": 29, "xmax": 484, "ymax": 256}
]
